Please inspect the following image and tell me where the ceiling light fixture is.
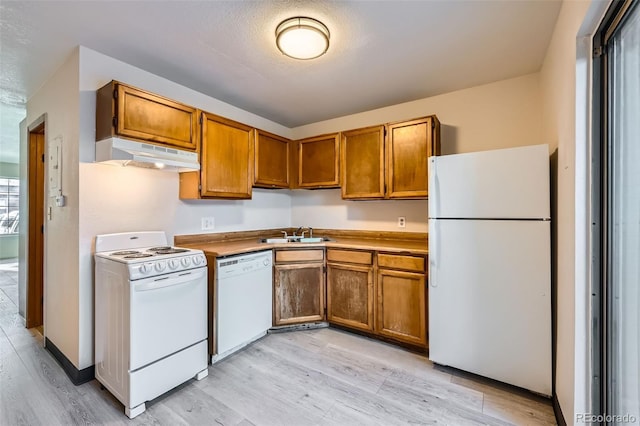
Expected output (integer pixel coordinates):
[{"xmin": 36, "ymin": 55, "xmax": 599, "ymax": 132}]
[{"xmin": 275, "ymin": 17, "xmax": 330, "ymax": 60}]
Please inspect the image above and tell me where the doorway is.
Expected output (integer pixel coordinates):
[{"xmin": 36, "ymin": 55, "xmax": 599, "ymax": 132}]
[{"xmin": 26, "ymin": 117, "xmax": 45, "ymax": 329}]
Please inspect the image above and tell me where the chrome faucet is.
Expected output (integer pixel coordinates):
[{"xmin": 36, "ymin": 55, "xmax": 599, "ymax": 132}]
[{"xmin": 295, "ymin": 226, "xmax": 309, "ymax": 238}]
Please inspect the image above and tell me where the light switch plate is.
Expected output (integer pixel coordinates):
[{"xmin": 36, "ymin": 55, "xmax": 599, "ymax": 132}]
[{"xmin": 201, "ymin": 217, "xmax": 215, "ymax": 231}]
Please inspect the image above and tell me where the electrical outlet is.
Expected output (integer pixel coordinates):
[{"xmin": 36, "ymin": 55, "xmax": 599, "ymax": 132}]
[
  {"xmin": 201, "ymin": 217, "xmax": 215, "ymax": 231},
  {"xmin": 397, "ymin": 216, "xmax": 406, "ymax": 228}
]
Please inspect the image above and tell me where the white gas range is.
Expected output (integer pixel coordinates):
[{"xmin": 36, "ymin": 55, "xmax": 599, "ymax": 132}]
[{"xmin": 94, "ymin": 231, "xmax": 208, "ymax": 419}]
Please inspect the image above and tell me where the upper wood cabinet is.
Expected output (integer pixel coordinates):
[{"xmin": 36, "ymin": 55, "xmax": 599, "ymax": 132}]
[
  {"xmin": 254, "ymin": 130, "xmax": 290, "ymax": 188},
  {"xmin": 386, "ymin": 116, "xmax": 440, "ymax": 199},
  {"xmin": 96, "ymin": 80, "xmax": 198, "ymax": 151},
  {"xmin": 297, "ymin": 133, "xmax": 340, "ymax": 188},
  {"xmin": 341, "ymin": 126, "xmax": 385, "ymax": 199},
  {"xmin": 180, "ymin": 112, "xmax": 254, "ymax": 199},
  {"xmin": 341, "ymin": 116, "xmax": 440, "ymax": 199}
]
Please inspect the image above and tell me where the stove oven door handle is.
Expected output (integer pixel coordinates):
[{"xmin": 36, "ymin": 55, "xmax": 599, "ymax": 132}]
[{"xmin": 134, "ymin": 269, "xmax": 206, "ymax": 292}]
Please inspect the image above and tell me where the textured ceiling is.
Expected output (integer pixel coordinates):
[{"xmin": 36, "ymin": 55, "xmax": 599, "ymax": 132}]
[{"xmin": 0, "ymin": 0, "xmax": 562, "ymax": 164}]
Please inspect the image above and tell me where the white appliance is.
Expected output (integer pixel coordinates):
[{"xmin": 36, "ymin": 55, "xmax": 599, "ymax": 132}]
[
  {"xmin": 428, "ymin": 144, "xmax": 552, "ymax": 396},
  {"xmin": 214, "ymin": 250, "xmax": 273, "ymax": 362},
  {"xmin": 95, "ymin": 137, "xmax": 200, "ymax": 171},
  {"xmin": 94, "ymin": 231, "xmax": 209, "ymax": 418}
]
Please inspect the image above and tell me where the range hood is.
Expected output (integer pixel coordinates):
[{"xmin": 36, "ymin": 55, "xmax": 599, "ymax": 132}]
[{"xmin": 95, "ymin": 137, "xmax": 200, "ymax": 172}]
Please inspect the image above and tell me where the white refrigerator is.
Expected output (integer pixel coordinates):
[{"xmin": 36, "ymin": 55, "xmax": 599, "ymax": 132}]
[{"xmin": 428, "ymin": 144, "xmax": 552, "ymax": 396}]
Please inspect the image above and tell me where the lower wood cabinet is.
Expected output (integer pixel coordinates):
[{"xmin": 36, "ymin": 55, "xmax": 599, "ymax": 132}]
[
  {"xmin": 376, "ymin": 268, "xmax": 427, "ymax": 347},
  {"xmin": 326, "ymin": 249, "xmax": 428, "ymax": 349},
  {"xmin": 326, "ymin": 249, "xmax": 374, "ymax": 332},
  {"xmin": 273, "ymin": 249, "xmax": 325, "ymax": 326},
  {"xmin": 273, "ymin": 246, "xmax": 427, "ymax": 349}
]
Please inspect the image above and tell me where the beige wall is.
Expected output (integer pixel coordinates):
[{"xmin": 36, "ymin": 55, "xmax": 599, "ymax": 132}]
[
  {"xmin": 25, "ymin": 49, "xmax": 81, "ymax": 368},
  {"xmin": 291, "ymin": 73, "xmax": 543, "ymax": 232},
  {"xmin": 539, "ymin": 0, "xmax": 607, "ymax": 423}
]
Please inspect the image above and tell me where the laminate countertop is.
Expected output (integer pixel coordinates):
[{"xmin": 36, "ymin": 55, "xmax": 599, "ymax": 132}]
[{"xmin": 178, "ymin": 236, "xmax": 428, "ymax": 259}]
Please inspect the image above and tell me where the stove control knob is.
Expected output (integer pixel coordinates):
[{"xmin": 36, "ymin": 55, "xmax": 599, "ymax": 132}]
[
  {"xmin": 192, "ymin": 255, "xmax": 203, "ymax": 266},
  {"xmin": 155, "ymin": 261, "xmax": 166, "ymax": 272},
  {"xmin": 139, "ymin": 263, "xmax": 150, "ymax": 274},
  {"xmin": 168, "ymin": 259, "xmax": 179, "ymax": 270},
  {"xmin": 181, "ymin": 257, "xmax": 191, "ymax": 267}
]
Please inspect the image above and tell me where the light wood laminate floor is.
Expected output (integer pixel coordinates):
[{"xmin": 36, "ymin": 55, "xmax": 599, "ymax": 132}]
[{"xmin": 0, "ymin": 265, "xmax": 556, "ymax": 425}]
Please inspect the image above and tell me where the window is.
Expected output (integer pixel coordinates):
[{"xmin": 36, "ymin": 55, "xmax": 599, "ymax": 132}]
[
  {"xmin": 593, "ymin": 0, "xmax": 640, "ymax": 421},
  {"xmin": 0, "ymin": 178, "xmax": 19, "ymax": 234}
]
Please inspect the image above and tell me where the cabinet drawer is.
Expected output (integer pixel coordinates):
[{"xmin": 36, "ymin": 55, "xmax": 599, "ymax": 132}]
[
  {"xmin": 275, "ymin": 249, "xmax": 324, "ymax": 263},
  {"xmin": 327, "ymin": 249, "xmax": 373, "ymax": 265},
  {"xmin": 377, "ymin": 253, "xmax": 426, "ymax": 273}
]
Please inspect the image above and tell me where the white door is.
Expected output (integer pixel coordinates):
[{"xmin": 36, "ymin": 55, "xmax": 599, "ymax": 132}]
[
  {"xmin": 429, "ymin": 144, "xmax": 550, "ymax": 219},
  {"xmin": 130, "ymin": 267, "xmax": 207, "ymax": 370},
  {"xmin": 428, "ymin": 218, "xmax": 552, "ymax": 395}
]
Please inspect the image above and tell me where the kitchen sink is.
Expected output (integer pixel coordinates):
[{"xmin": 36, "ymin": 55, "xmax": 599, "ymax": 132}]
[
  {"xmin": 262, "ymin": 238, "xmax": 289, "ymax": 243},
  {"xmin": 260, "ymin": 237, "xmax": 331, "ymax": 244},
  {"xmin": 298, "ymin": 237, "xmax": 325, "ymax": 243}
]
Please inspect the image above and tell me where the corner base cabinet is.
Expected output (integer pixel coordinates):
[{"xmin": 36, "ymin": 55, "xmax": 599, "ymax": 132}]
[
  {"xmin": 273, "ymin": 249, "xmax": 325, "ymax": 326},
  {"xmin": 326, "ymin": 249, "xmax": 374, "ymax": 332}
]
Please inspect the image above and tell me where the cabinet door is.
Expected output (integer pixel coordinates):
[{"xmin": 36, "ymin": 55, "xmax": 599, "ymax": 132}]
[
  {"xmin": 327, "ymin": 263, "xmax": 374, "ymax": 332},
  {"xmin": 96, "ymin": 81, "xmax": 198, "ymax": 151},
  {"xmin": 200, "ymin": 112, "xmax": 254, "ymax": 199},
  {"xmin": 376, "ymin": 269, "xmax": 427, "ymax": 347},
  {"xmin": 386, "ymin": 117, "xmax": 437, "ymax": 199},
  {"xmin": 341, "ymin": 126, "xmax": 385, "ymax": 199},
  {"xmin": 273, "ymin": 263, "xmax": 325, "ymax": 325},
  {"xmin": 254, "ymin": 130, "xmax": 290, "ymax": 188},
  {"xmin": 297, "ymin": 133, "xmax": 340, "ymax": 188}
]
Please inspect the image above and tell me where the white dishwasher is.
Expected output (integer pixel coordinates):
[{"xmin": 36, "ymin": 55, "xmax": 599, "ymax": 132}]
[{"xmin": 214, "ymin": 250, "xmax": 273, "ymax": 362}]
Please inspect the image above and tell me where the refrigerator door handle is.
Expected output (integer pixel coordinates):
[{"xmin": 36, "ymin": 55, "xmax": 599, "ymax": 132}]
[
  {"xmin": 429, "ymin": 219, "xmax": 438, "ymax": 288},
  {"xmin": 429, "ymin": 157, "xmax": 439, "ymax": 218}
]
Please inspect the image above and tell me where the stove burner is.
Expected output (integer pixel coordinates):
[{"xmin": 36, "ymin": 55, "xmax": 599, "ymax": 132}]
[
  {"xmin": 123, "ymin": 253, "xmax": 154, "ymax": 259},
  {"xmin": 112, "ymin": 250, "xmax": 141, "ymax": 256},
  {"xmin": 148, "ymin": 246, "xmax": 172, "ymax": 252},
  {"xmin": 154, "ymin": 248, "xmax": 189, "ymax": 255}
]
